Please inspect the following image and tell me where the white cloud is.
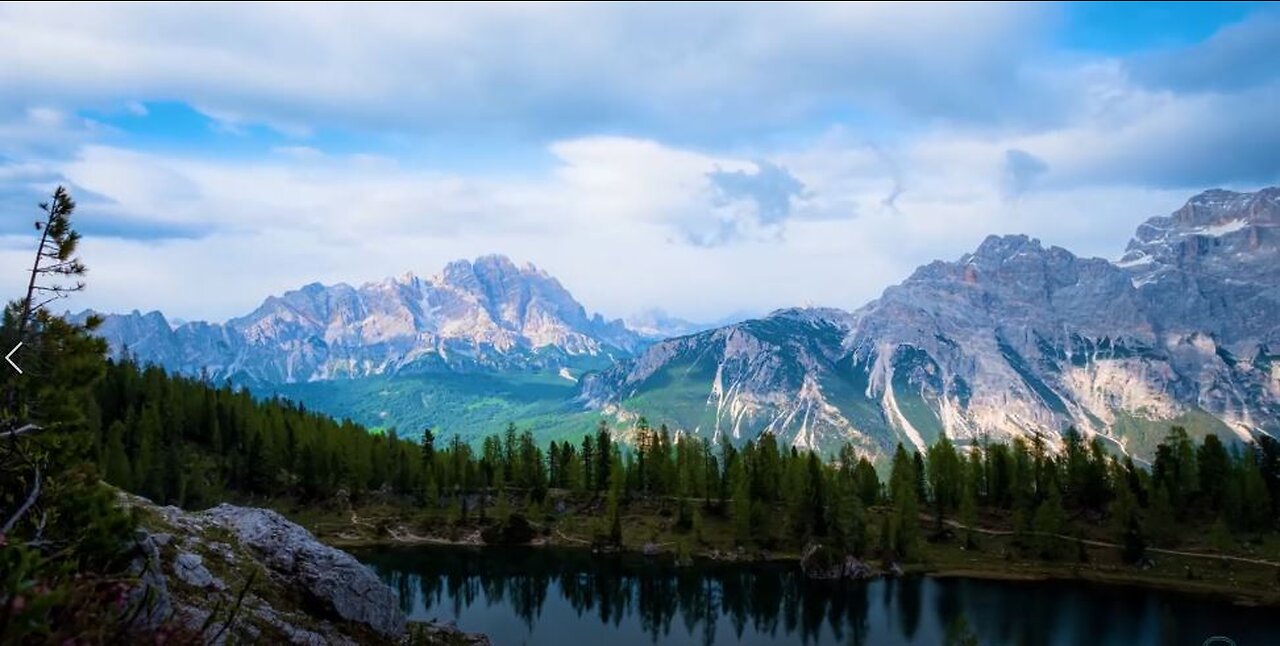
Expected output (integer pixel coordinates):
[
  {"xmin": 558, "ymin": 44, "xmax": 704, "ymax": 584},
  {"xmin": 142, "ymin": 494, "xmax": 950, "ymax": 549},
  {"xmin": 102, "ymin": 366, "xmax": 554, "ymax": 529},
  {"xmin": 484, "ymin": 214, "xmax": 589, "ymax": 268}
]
[
  {"xmin": 0, "ymin": 125, "xmax": 1217, "ymax": 326},
  {"xmin": 0, "ymin": 3, "xmax": 1277, "ymax": 327},
  {"xmin": 0, "ymin": 3, "xmax": 1053, "ymax": 137}
]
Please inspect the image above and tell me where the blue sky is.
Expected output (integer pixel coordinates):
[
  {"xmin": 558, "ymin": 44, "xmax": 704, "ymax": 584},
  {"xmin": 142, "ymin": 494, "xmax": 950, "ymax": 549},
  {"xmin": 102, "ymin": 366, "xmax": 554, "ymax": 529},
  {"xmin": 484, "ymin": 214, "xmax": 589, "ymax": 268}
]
[{"xmin": 1, "ymin": 2, "xmax": 1277, "ymax": 322}]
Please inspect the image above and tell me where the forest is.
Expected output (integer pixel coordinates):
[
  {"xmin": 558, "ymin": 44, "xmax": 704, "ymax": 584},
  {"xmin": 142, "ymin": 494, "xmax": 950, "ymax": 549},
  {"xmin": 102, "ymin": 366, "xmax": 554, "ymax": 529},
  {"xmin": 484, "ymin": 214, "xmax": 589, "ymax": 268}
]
[
  {"xmin": 3, "ymin": 187, "xmax": 1279, "ymax": 643},
  {"xmin": 89, "ymin": 354, "xmax": 1280, "ymax": 564}
]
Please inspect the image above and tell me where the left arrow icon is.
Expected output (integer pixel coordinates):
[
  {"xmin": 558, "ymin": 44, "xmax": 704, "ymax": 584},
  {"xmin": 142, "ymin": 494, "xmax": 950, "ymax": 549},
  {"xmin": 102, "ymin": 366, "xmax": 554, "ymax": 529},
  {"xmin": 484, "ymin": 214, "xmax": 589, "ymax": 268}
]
[{"xmin": 6, "ymin": 342, "xmax": 22, "ymax": 374}]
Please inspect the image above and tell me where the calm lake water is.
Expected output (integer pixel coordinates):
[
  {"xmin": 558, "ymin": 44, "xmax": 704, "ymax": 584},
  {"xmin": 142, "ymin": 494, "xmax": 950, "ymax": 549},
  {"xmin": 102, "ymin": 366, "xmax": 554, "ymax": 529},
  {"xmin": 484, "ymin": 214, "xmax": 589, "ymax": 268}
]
[{"xmin": 354, "ymin": 545, "xmax": 1279, "ymax": 646}]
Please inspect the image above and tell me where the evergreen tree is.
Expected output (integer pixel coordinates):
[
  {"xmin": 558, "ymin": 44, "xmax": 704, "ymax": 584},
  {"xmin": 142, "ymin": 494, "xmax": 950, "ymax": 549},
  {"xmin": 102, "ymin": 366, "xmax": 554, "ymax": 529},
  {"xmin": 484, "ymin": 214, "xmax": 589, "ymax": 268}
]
[
  {"xmin": 1238, "ymin": 446, "xmax": 1272, "ymax": 531},
  {"xmin": 730, "ymin": 456, "xmax": 751, "ymax": 545},
  {"xmin": 595, "ymin": 421, "xmax": 612, "ymax": 493},
  {"xmin": 1146, "ymin": 484, "xmax": 1177, "ymax": 546},
  {"xmin": 959, "ymin": 463, "xmax": 979, "ymax": 549},
  {"xmin": 892, "ymin": 483, "xmax": 921, "ymax": 560},
  {"xmin": 581, "ymin": 434, "xmax": 595, "ymax": 494},
  {"xmin": 1032, "ymin": 483, "xmax": 1066, "ymax": 559},
  {"xmin": 854, "ymin": 457, "xmax": 881, "ymax": 507},
  {"xmin": 102, "ymin": 420, "xmax": 132, "ymax": 490},
  {"xmin": 926, "ymin": 432, "xmax": 961, "ymax": 530},
  {"xmin": 605, "ymin": 449, "xmax": 624, "ymax": 545},
  {"xmin": 420, "ymin": 428, "xmax": 436, "ymax": 471},
  {"xmin": 1062, "ymin": 427, "xmax": 1090, "ymax": 507},
  {"xmin": 1196, "ymin": 434, "xmax": 1230, "ymax": 508},
  {"xmin": 830, "ymin": 471, "xmax": 867, "ymax": 555}
]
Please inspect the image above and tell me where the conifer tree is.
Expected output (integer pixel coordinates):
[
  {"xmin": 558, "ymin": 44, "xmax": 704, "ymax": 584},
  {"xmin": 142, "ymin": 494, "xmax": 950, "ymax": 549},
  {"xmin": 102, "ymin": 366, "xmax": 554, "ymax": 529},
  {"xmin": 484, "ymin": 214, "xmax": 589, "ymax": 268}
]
[
  {"xmin": 102, "ymin": 420, "xmax": 132, "ymax": 490},
  {"xmin": 1032, "ymin": 483, "xmax": 1066, "ymax": 559},
  {"xmin": 730, "ymin": 456, "xmax": 751, "ymax": 545}
]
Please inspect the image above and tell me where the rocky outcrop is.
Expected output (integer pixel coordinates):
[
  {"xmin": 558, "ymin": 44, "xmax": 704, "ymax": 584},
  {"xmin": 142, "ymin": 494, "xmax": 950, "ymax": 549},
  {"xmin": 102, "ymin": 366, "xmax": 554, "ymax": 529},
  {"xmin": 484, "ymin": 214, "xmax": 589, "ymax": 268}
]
[
  {"xmin": 201, "ymin": 505, "xmax": 406, "ymax": 638},
  {"xmin": 408, "ymin": 621, "xmax": 492, "ymax": 645},
  {"xmin": 81, "ymin": 254, "xmax": 640, "ymax": 386},
  {"xmin": 120, "ymin": 493, "xmax": 407, "ymax": 645},
  {"xmin": 799, "ymin": 543, "xmax": 875, "ymax": 580}
]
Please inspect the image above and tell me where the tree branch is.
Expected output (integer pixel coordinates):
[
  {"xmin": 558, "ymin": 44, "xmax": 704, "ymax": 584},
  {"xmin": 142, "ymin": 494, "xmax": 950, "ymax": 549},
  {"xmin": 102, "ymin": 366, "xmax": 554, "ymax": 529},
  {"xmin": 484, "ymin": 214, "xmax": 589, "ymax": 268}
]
[
  {"xmin": 1, "ymin": 464, "xmax": 42, "ymax": 534},
  {"xmin": 0, "ymin": 424, "xmax": 42, "ymax": 440},
  {"xmin": 31, "ymin": 294, "xmax": 67, "ymax": 311}
]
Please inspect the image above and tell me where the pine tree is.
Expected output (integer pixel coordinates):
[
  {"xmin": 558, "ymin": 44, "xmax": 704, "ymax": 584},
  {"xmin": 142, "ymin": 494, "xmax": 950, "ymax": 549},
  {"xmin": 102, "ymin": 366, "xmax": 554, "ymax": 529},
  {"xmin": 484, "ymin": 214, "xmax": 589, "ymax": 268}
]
[
  {"xmin": 605, "ymin": 449, "xmax": 624, "ymax": 545},
  {"xmin": 596, "ymin": 421, "xmax": 613, "ymax": 493},
  {"xmin": 730, "ymin": 457, "xmax": 751, "ymax": 545},
  {"xmin": 1238, "ymin": 447, "xmax": 1272, "ymax": 531},
  {"xmin": 831, "ymin": 471, "xmax": 866, "ymax": 556},
  {"xmin": 959, "ymin": 465, "xmax": 979, "ymax": 549},
  {"xmin": 135, "ymin": 404, "xmax": 164, "ymax": 499},
  {"xmin": 1032, "ymin": 484, "xmax": 1066, "ymax": 560},
  {"xmin": 420, "ymin": 428, "xmax": 436, "ymax": 472},
  {"xmin": 804, "ymin": 452, "xmax": 828, "ymax": 537},
  {"xmin": 1146, "ymin": 484, "xmax": 1177, "ymax": 546},
  {"xmin": 162, "ymin": 438, "xmax": 186, "ymax": 506},
  {"xmin": 927, "ymin": 432, "xmax": 961, "ymax": 531},
  {"xmin": 503, "ymin": 422, "xmax": 518, "ymax": 481},
  {"xmin": 102, "ymin": 420, "xmax": 132, "ymax": 490},
  {"xmin": 854, "ymin": 457, "xmax": 881, "ymax": 507},
  {"xmin": 1062, "ymin": 427, "xmax": 1090, "ymax": 507},
  {"xmin": 581, "ymin": 434, "xmax": 595, "ymax": 494},
  {"xmin": 1195, "ymin": 434, "xmax": 1229, "ymax": 509},
  {"xmin": 893, "ymin": 487, "xmax": 920, "ymax": 561}
]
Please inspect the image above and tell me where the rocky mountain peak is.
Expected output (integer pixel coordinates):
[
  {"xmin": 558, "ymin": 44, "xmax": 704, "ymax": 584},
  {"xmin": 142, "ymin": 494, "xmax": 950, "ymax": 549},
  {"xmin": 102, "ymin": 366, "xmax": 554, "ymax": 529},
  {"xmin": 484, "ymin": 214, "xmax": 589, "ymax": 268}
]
[
  {"xmin": 1180, "ymin": 187, "xmax": 1280, "ymax": 224},
  {"xmin": 585, "ymin": 187, "xmax": 1279, "ymax": 458},
  {"xmin": 1126, "ymin": 187, "xmax": 1279, "ymax": 253},
  {"xmin": 87, "ymin": 254, "xmax": 642, "ymax": 385},
  {"xmin": 967, "ymin": 234, "xmax": 1042, "ymax": 262},
  {"xmin": 1117, "ymin": 186, "xmax": 1280, "ymax": 348}
]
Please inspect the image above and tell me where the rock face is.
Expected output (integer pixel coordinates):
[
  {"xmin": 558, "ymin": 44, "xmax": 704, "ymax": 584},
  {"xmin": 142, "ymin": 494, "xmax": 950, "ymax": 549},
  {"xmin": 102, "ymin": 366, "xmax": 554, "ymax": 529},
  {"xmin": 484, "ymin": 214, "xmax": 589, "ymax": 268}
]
[
  {"xmin": 84, "ymin": 255, "xmax": 640, "ymax": 385},
  {"xmin": 799, "ymin": 543, "xmax": 874, "ymax": 580},
  {"xmin": 201, "ymin": 505, "xmax": 406, "ymax": 638},
  {"xmin": 121, "ymin": 494, "xmax": 406, "ymax": 644},
  {"xmin": 584, "ymin": 188, "xmax": 1280, "ymax": 459},
  {"xmin": 82, "ymin": 189, "xmax": 1280, "ymax": 460}
]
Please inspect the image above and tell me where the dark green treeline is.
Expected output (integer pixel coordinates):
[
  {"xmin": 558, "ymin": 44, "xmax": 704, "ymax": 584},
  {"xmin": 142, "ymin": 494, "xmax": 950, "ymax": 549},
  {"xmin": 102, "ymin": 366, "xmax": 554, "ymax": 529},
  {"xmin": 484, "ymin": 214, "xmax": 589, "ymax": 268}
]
[{"xmin": 92, "ymin": 359, "xmax": 1279, "ymax": 559}]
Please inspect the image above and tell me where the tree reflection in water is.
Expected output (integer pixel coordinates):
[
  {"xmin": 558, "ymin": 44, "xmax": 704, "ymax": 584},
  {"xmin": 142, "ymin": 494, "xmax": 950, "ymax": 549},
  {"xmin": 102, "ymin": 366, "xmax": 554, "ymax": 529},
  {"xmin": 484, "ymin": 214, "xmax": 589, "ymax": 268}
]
[{"xmin": 358, "ymin": 546, "xmax": 1280, "ymax": 646}]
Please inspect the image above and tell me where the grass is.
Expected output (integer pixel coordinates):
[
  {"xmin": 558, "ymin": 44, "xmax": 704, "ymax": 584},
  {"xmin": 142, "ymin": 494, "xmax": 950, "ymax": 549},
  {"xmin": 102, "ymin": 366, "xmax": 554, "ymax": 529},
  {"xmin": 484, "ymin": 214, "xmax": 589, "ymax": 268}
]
[
  {"xmin": 262, "ymin": 370, "xmax": 591, "ymax": 442},
  {"xmin": 266, "ymin": 492, "xmax": 1280, "ymax": 606}
]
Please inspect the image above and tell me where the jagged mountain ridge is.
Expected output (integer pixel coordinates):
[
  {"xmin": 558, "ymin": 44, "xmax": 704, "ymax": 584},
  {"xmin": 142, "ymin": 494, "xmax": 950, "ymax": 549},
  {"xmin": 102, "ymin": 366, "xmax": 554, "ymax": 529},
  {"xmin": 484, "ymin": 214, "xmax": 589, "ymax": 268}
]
[
  {"xmin": 85, "ymin": 255, "xmax": 642, "ymax": 385},
  {"xmin": 583, "ymin": 188, "xmax": 1280, "ymax": 458}
]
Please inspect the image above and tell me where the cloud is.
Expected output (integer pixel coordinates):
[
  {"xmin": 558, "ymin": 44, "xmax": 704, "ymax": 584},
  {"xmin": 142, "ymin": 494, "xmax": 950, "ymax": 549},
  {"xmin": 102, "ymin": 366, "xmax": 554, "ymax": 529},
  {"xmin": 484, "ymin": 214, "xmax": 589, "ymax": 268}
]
[
  {"xmin": 1009, "ymin": 83, "xmax": 1280, "ymax": 189},
  {"xmin": 692, "ymin": 161, "xmax": 808, "ymax": 245},
  {"xmin": 1001, "ymin": 149, "xmax": 1049, "ymax": 198},
  {"xmin": 0, "ymin": 3, "xmax": 1053, "ymax": 141},
  {"xmin": 1, "ymin": 4, "xmax": 1278, "ymax": 326},
  {"xmin": 709, "ymin": 161, "xmax": 806, "ymax": 226},
  {"xmin": 1127, "ymin": 13, "xmax": 1280, "ymax": 93}
]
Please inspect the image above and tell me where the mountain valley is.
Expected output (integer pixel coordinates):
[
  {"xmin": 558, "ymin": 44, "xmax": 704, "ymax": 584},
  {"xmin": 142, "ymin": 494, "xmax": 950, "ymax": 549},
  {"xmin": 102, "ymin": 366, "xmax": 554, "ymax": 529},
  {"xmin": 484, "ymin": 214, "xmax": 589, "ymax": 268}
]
[{"xmin": 88, "ymin": 188, "xmax": 1280, "ymax": 460}]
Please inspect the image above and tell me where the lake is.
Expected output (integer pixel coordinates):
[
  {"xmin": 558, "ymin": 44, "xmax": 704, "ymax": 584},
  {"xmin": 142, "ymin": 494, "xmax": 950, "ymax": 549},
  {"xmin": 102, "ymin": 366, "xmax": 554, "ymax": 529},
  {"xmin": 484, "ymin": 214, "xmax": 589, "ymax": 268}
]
[{"xmin": 354, "ymin": 545, "xmax": 1278, "ymax": 646}]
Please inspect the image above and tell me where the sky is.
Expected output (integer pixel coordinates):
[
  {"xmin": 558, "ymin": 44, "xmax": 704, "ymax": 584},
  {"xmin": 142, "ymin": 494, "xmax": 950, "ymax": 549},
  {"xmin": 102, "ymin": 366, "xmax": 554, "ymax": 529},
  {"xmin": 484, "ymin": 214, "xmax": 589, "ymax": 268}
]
[{"xmin": 1, "ymin": 2, "xmax": 1278, "ymax": 324}]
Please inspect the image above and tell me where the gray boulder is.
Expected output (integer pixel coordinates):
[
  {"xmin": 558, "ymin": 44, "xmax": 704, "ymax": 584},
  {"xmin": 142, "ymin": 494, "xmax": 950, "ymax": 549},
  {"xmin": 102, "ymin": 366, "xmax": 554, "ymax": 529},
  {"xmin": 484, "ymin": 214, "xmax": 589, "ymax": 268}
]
[
  {"xmin": 201, "ymin": 504, "xmax": 406, "ymax": 639},
  {"xmin": 173, "ymin": 551, "xmax": 224, "ymax": 590}
]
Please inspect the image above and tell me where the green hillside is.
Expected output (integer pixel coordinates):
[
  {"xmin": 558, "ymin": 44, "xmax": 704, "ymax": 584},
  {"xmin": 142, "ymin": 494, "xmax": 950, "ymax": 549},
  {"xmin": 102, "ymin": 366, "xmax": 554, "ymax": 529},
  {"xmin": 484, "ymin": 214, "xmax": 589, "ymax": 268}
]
[{"xmin": 265, "ymin": 370, "xmax": 598, "ymax": 443}]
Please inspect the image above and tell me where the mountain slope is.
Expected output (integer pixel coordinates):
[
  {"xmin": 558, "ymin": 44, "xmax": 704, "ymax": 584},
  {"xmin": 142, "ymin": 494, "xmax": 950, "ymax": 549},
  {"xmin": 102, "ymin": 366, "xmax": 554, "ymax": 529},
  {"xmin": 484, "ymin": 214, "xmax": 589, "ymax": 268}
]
[
  {"xmin": 583, "ymin": 188, "xmax": 1280, "ymax": 459},
  {"xmin": 86, "ymin": 255, "xmax": 639, "ymax": 386}
]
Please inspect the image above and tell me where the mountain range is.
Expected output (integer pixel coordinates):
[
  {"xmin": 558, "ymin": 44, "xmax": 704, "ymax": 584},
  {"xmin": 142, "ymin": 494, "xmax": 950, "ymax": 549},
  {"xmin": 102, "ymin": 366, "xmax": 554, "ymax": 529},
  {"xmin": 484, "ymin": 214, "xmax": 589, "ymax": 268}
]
[
  {"xmin": 87, "ymin": 187, "xmax": 1280, "ymax": 460},
  {"xmin": 82, "ymin": 255, "xmax": 640, "ymax": 385}
]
